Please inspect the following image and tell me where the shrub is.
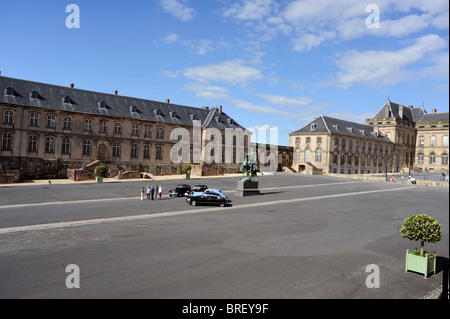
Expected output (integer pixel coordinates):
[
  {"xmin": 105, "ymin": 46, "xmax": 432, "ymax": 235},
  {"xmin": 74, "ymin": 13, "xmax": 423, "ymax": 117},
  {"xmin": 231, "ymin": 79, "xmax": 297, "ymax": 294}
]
[
  {"xmin": 400, "ymin": 214, "xmax": 441, "ymax": 256},
  {"xmin": 94, "ymin": 165, "xmax": 108, "ymax": 177},
  {"xmin": 181, "ymin": 164, "xmax": 191, "ymax": 174}
]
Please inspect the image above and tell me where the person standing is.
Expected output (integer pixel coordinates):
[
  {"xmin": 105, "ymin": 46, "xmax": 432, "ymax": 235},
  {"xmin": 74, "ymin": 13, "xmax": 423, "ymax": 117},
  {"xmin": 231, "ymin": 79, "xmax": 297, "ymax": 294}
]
[
  {"xmin": 150, "ymin": 186, "xmax": 155, "ymax": 200},
  {"xmin": 158, "ymin": 185, "xmax": 162, "ymax": 200},
  {"xmin": 146, "ymin": 186, "xmax": 151, "ymax": 199}
]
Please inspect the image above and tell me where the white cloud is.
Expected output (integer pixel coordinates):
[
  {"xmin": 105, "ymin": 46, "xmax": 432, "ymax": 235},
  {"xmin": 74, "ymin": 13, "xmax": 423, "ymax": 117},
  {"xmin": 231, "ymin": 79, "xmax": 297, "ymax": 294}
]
[
  {"xmin": 332, "ymin": 34, "xmax": 448, "ymax": 88},
  {"xmin": 163, "ymin": 33, "xmax": 179, "ymax": 43},
  {"xmin": 160, "ymin": 0, "xmax": 195, "ymax": 22},
  {"xmin": 256, "ymin": 94, "xmax": 312, "ymax": 107},
  {"xmin": 184, "ymin": 83, "xmax": 230, "ymax": 100},
  {"xmin": 183, "ymin": 59, "xmax": 264, "ymax": 87},
  {"xmin": 223, "ymin": 0, "xmax": 276, "ymax": 21},
  {"xmin": 292, "ymin": 32, "xmax": 335, "ymax": 52}
]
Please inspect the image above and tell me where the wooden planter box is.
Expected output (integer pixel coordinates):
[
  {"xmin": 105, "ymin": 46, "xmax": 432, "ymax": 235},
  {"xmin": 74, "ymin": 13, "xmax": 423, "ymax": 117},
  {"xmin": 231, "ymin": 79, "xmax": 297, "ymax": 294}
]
[
  {"xmin": 405, "ymin": 250, "xmax": 436, "ymax": 278},
  {"xmin": 183, "ymin": 174, "xmax": 190, "ymax": 180},
  {"xmin": 95, "ymin": 176, "xmax": 104, "ymax": 183}
]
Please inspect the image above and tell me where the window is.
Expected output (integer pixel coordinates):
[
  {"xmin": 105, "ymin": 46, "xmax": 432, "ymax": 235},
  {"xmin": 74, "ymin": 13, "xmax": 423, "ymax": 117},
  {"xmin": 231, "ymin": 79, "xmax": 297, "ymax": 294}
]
[
  {"xmin": 132, "ymin": 125, "xmax": 139, "ymax": 137},
  {"xmin": 143, "ymin": 145, "xmax": 150, "ymax": 159},
  {"xmin": 2, "ymin": 133, "xmax": 12, "ymax": 150},
  {"xmin": 306, "ymin": 137, "xmax": 311, "ymax": 144},
  {"xmin": 30, "ymin": 113, "xmax": 39, "ymax": 127},
  {"xmin": 63, "ymin": 96, "xmax": 71, "ymax": 104},
  {"xmin": 157, "ymin": 128, "xmax": 164, "ymax": 139},
  {"xmin": 430, "ymin": 136, "xmax": 437, "ymax": 147},
  {"xmin": 100, "ymin": 120, "xmax": 107, "ymax": 133},
  {"xmin": 317, "ymin": 137, "xmax": 322, "ymax": 144},
  {"xmin": 47, "ymin": 115, "xmax": 56, "ymax": 128},
  {"xmin": 295, "ymin": 137, "xmax": 300, "ymax": 144},
  {"xmin": 442, "ymin": 154, "xmax": 448, "ymax": 166},
  {"xmin": 305, "ymin": 148, "xmax": 311, "ymax": 162},
  {"xmin": 443, "ymin": 136, "xmax": 449, "ymax": 146},
  {"xmin": 5, "ymin": 87, "xmax": 14, "ymax": 96},
  {"xmin": 83, "ymin": 140, "xmax": 91, "ymax": 155},
  {"xmin": 131, "ymin": 143, "xmax": 138, "ymax": 158},
  {"xmin": 347, "ymin": 154, "xmax": 352, "ymax": 165},
  {"xmin": 45, "ymin": 137, "xmax": 54, "ymax": 153},
  {"xmin": 144, "ymin": 126, "xmax": 151, "ymax": 138},
  {"xmin": 429, "ymin": 153, "xmax": 436, "ymax": 165},
  {"xmin": 4, "ymin": 110, "xmax": 14, "ymax": 124},
  {"xmin": 114, "ymin": 123, "xmax": 122, "ymax": 134},
  {"xmin": 315, "ymin": 148, "xmax": 322, "ymax": 162},
  {"xmin": 156, "ymin": 145, "xmax": 163, "ymax": 159},
  {"xmin": 85, "ymin": 119, "xmax": 92, "ymax": 132},
  {"xmin": 28, "ymin": 135, "xmax": 37, "ymax": 152},
  {"xmin": 30, "ymin": 91, "xmax": 39, "ymax": 99},
  {"xmin": 419, "ymin": 136, "xmax": 424, "ymax": 146},
  {"xmin": 113, "ymin": 142, "xmax": 121, "ymax": 157},
  {"xmin": 62, "ymin": 138, "xmax": 70, "ymax": 155},
  {"xmin": 63, "ymin": 117, "xmax": 72, "ymax": 130}
]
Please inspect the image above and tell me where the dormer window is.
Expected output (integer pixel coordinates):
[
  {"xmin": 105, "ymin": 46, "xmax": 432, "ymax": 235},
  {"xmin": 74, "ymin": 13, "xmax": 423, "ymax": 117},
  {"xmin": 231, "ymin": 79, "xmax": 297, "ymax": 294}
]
[
  {"xmin": 98, "ymin": 101, "xmax": 107, "ymax": 109},
  {"xmin": 154, "ymin": 109, "xmax": 161, "ymax": 116},
  {"xmin": 169, "ymin": 111, "xmax": 176, "ymax": 118},
  {"xmin": 4, "ymin": 87, "xmax": 15, "ymax": 96},
  {"xmin": 311, "ymin": 123, "xmax": 317, "ymax": 130},
  {"xmin": 30, "ymin": 91, "xmax": 39, "ymax": 100},
  {"xmin": 215, "ymin": 116, "xmax": 221, "ymax": 123},
  {"xmin": 227, "ymin": 118, "xmax": 233, "ymax": 125},
  {"xmin": 129, "ymin": 105, "xmax": 137, "ymax": 113},
  {"xmin": 347, "ymin": 127, "xmax": 353, "ymax": 133},
  {"xmin": 190, "ymin": 114, "xmax": 198, "ymax": 121},
  {"xmin": 63, "ymin": 96, "xmax": 71, "ymax": 104}
]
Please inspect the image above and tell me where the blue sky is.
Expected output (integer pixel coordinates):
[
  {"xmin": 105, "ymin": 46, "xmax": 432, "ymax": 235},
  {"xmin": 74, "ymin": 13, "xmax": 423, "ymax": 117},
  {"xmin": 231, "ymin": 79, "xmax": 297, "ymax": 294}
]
[{"xmin": 0, "ymin": 0, "xmax": 448, "ymax": 146}]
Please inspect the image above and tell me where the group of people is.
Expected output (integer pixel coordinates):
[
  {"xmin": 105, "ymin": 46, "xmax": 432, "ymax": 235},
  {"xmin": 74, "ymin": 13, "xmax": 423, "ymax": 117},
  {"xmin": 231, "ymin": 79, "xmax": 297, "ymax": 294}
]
[{"xmin": 141, "ymin": 185, "xmax": 162, "ymax": 200}]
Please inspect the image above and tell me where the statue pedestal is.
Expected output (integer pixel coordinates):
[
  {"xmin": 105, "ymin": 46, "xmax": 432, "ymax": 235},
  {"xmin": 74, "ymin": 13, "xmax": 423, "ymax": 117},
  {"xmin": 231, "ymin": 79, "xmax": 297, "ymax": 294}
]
[{"xmin": 235, "ymin": 181, "xmax": 260, "ymax": 197}]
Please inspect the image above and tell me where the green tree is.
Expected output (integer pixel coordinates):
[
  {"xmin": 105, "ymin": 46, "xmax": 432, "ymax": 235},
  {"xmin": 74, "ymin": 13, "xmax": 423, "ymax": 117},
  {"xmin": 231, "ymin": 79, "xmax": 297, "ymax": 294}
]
[
  {"xmin": 400, "ymin": 214, "xmax": 441, "ymax": 255},
  {"xmin": 94, "ymin": 165, "xmax": 108, "ymax": 178}
]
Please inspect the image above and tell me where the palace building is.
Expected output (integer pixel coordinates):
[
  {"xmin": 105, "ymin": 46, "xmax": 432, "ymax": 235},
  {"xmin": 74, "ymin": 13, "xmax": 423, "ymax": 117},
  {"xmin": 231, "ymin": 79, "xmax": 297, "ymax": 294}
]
[
  {"xmin": 0, "ymin": 76, "xmax": 252, "ymax": 181},
  {"xmin": 290, "ymin": 99, "xmax": 449, "ymax": 175}
]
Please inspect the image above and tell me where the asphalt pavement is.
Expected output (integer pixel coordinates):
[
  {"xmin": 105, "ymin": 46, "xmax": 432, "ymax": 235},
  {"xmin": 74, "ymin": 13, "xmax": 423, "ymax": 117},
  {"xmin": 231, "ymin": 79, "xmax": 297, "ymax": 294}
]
[{"xmin": 0, "ymin": 173, "xmax": 448, "ymax": 300}]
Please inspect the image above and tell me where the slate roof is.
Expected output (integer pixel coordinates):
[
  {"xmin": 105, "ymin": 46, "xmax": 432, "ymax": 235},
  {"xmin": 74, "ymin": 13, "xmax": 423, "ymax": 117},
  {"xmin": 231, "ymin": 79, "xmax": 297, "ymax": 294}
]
[
  {"xmin": 371, "ymin": 99, "xmax": 449, "ymax": 124},
  {"xmin": 0, "ymin": 76, "xmax": 246, "ymax": 131},
  {"xmin": 290, "ymin": 115, "xmax": 393, "ymax": 143}
]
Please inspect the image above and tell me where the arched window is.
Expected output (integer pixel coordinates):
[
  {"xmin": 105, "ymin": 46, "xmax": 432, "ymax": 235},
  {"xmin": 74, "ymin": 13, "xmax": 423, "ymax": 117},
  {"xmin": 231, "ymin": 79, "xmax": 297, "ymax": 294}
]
[
  {"xmin": 83, "ymin": 140, "xmax": 91, "ymax": 155},
  {"xmin": 45, "ymin": 137, "xmax": 54, "ymax": 153},
  {"xmin": 295, "ymin": 148, "xmax": 300, "ymax": 161},
  {"xmin": 429, "ymin": 153, "xmax": 436, "ymax": 165},
  {"xmin": 62, "ymin": 138, "xmax": 70, "ymax": 155},
  {"xmin": 441, "ymin": 153, "xmax": 448, "ymax": 166},
  {"xmin": 315, "ymin": 148, "xmax": 322, "ymax": 162},
  {"xmin": 305, "ymin": 148, "xmax": 311, "ymax": 162}
]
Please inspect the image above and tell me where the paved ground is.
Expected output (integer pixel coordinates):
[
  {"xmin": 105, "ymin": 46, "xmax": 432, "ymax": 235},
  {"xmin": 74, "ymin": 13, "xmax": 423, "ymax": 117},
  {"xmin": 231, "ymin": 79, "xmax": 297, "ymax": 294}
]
[{"xmin": 0, "ymin": 174, "xmax": 448, "ymax": 300}]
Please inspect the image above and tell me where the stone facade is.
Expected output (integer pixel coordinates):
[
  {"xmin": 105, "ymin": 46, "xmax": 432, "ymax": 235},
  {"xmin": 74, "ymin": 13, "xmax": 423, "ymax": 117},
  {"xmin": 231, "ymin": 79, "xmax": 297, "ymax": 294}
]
[{"xmin": 0, "ymin": 76, "xmax": 252, "ymax": 181}]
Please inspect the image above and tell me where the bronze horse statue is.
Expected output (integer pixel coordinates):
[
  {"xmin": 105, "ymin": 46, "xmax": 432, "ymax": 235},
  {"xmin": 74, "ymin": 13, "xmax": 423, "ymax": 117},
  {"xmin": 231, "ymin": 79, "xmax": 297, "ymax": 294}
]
[{"xmin": 239, "ymin": 154, "xmax": 260, "ymax": 182}]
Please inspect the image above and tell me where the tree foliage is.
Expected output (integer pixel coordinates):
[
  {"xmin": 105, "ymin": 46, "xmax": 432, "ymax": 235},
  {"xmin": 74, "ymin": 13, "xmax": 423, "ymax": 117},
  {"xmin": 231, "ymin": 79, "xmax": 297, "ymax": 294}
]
[{"xmin": 400, "ymin": 214, "xmax": 441, "ymax": 255}]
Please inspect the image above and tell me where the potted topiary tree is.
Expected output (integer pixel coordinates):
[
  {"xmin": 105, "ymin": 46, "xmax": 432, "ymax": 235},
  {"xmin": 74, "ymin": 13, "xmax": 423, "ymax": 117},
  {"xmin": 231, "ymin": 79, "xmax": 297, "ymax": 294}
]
[
  {"xmin": 182, "ymin": 164, "xmax": 191, "ymax": 180},
  {"xmin": 94, "ymin": 165, "xmax": 108, "ymax": 183},
  {"xmin": 400, "ymin": 214, "xmax": 442, "ymax": 278}
]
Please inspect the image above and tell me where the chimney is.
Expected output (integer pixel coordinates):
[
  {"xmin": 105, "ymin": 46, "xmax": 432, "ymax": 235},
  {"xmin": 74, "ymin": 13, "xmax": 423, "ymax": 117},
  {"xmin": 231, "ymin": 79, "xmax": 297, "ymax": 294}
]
[
  {"xmin": 70, "ymin": 83, "xmax": 74, "ymax": 88},
  {"xmin": 219, "ymin": 105, "xmax": 222, "ymax": 114},
  {"xmin": 409, "ymin": 105, "xmax": 413, "ymax": 109},
  {"xmin": 166, "ymin": 98, "xmax": 170, "ymax": 104},
  {"xmin": 432, "ymin": 108, "xmax": 437, "ymax": 113},
  {"xmin": 399, "ymin": 104, "xmax": 404, "ymax": 119},
  {"xmin": 115, "ymin": 90, "xmax": 118, "ymax": 95},
  {"xmin": 202, "ymin": 106, "xmax": 209, "ymax": 110},
  {"xmin": 384, "ymin": 104, "xmax": 390, "ymax": 118}
]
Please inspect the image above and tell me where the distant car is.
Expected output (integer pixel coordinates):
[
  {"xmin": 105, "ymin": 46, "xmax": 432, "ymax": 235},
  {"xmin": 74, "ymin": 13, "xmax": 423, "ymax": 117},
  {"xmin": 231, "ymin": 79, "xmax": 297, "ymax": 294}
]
[
  {"xmin": 188, "ymin": 185, "xmax": 208, "ymax": 196},
  {"xmin": 186, "ymin": 188, "xmax": 229, "ymax": 207},
  {"xmin": 168, "ymin": 184, "xmax": 191, "ymax": 197}
]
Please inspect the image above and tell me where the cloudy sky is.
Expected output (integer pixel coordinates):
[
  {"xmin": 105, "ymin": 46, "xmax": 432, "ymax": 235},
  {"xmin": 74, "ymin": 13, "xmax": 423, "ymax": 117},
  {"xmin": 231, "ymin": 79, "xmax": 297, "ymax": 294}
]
[{"xmin": 0, "ymin": 0, "xmax": 448, "ymax": 145}]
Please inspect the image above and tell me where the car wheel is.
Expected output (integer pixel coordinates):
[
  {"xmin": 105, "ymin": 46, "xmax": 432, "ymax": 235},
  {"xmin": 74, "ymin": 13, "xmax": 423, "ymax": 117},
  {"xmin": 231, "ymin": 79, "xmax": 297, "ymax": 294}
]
[{"xmin": 191, "ymin": 201, "xmax": 197, "ymax": 206}]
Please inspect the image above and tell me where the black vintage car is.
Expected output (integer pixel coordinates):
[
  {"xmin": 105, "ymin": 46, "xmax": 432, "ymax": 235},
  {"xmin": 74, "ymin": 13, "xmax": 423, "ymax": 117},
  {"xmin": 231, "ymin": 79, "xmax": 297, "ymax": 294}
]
[
  {"xmin": 186, "ymin": 189, "xmax": 229, "ymax": 207},
  {"xmin": 168, "ymin": 184, "xmax": 191, "ymax": 197},
  {"xmin": 187, "ymin": 185, "xmax": 208, "ymax": 196}
]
